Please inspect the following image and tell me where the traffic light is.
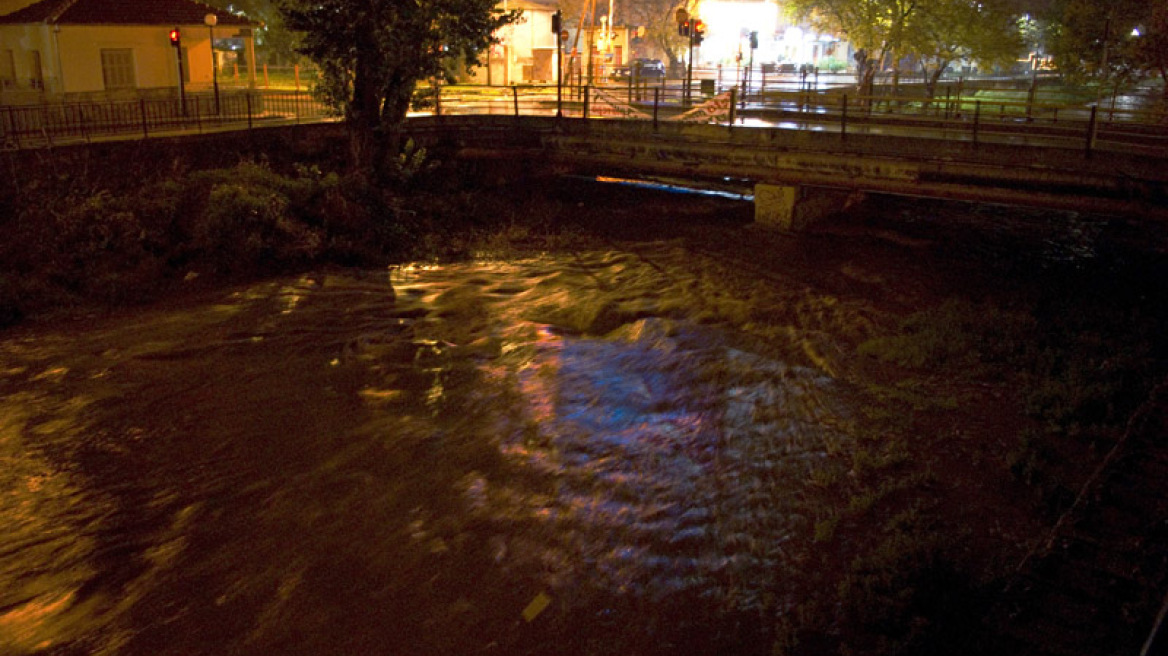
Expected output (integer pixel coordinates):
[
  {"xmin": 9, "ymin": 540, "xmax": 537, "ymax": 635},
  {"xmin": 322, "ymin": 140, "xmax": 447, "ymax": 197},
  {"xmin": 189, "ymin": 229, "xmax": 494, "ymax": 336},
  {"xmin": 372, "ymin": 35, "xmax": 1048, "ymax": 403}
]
[
  {"xmin": 169, "ymin": 27, "xmax": 181, "ymax": 47},
  {"xmin": 678, "ymin": 20, "xmax": 690, "ymax": 37},
  {"xmin": 551, "ymin": 10, "xmax": 561, "ymax": 35},
  {"xmin": 693, "ymin": 19, "xmax": 705, "ymax": 44},
  {"xmin": 749, "ymin": 30, "xmax": 758, "ymax": 49}
]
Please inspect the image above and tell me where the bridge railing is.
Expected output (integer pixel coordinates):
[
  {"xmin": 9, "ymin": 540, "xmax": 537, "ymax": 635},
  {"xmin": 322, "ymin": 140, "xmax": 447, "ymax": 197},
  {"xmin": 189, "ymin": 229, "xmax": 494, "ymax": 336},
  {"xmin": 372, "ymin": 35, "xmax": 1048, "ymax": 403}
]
[
  {"xmin": 3, "ymin": 80, "xmax": 1165, "ymax": 155},
  {"xmin": 424, "ymin": 83, "xmax": 1167, "ymax": 157}
]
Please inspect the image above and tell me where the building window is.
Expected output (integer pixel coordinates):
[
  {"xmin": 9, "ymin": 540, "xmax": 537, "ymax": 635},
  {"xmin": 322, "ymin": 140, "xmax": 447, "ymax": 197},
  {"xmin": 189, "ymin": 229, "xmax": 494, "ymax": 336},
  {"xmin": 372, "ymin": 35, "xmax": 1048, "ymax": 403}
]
[
  {"xmin": 30, "ymin": 50, "xmax": 44, "ymax": 89},
  {"xmin": 100, "ymin": 49, "xmax": 137, "ymax": 90},
  {"xmin": 0, "ymin": 50, "xmax": 15, "ymax": 89}
]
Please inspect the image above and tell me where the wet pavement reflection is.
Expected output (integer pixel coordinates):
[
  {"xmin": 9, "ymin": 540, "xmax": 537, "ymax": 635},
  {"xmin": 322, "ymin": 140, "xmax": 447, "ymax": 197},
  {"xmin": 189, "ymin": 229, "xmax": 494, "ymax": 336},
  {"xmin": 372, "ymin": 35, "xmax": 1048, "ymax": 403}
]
[{"xmin": 0, "ymin": 245, "xmax": 853, "ymax": 655}]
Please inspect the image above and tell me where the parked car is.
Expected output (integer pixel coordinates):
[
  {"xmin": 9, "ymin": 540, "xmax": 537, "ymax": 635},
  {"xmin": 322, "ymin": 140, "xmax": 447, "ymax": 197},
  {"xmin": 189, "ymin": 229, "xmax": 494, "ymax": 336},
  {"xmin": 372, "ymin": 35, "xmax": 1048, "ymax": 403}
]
[{"xmin": 611, "ymin": 58, "xmax": 667, "ymax": 81}]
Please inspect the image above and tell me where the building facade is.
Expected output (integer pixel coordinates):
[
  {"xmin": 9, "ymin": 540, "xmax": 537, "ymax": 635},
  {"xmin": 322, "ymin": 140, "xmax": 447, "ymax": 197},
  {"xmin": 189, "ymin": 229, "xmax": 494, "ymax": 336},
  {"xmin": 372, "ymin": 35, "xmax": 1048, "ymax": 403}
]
[
  {"xmin": 461, "ymin": 0, "xmax": 559, "ymax": 85},
  {"xmin": 0, "ymin": 0, "xmax": 256, "ymax": 105}
]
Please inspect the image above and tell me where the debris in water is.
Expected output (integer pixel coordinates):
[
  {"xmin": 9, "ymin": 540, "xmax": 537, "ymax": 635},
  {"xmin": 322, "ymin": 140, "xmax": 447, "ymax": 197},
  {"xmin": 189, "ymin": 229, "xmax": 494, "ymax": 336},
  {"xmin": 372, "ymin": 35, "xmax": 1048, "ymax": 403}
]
[{"xmin": 522, "ymin": 592, "xmax": 552, "ymax": 622}]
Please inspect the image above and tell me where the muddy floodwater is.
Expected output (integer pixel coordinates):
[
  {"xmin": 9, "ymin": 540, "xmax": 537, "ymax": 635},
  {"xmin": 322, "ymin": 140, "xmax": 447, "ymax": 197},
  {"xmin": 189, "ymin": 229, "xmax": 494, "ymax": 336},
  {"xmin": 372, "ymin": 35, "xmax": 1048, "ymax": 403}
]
[
  {"xmin": 0, "ymin": 239, "xmax": 866, "ymax": 655},
  {"xmin": 5, "ymin": 188, "xmax": 1165, "ymax": 656}
]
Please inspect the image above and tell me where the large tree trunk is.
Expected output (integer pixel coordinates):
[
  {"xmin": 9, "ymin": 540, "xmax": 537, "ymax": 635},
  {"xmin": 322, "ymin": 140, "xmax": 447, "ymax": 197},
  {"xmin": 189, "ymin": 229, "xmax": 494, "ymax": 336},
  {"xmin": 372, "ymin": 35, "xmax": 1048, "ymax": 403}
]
[
  {"xmin": 890, "ymin": 51, "xmax": 900, "ymax": 99},
  {"xmin": 379, "ymin": 76, "xmax": 417, "ymax": 172},
  {"xmin": 860, "ymin": 64, "xmax": 877, "ymax": 112},
  {"xmin": 349, "ymin": 36, "xmax": 384, "ymax": 175},
  {"xmin": 919, "ymin": 62, "xmax": 935, "ymax": 115}
]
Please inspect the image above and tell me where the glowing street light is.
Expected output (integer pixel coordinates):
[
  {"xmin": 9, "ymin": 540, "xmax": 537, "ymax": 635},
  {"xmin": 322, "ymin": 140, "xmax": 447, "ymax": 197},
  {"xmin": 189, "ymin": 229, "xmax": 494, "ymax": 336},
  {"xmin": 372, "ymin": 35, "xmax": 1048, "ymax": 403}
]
[{"xmin": 204, "ymin": 13, "xmax": 220, "ymax": 114}]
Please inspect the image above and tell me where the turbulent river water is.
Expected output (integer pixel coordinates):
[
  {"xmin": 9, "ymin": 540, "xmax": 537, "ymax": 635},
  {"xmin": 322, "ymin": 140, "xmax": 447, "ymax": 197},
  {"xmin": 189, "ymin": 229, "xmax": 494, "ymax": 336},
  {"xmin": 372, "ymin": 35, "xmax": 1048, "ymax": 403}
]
[{"xmin": 0, "ymin": 243, "xmax": 860, "ymax": 655}]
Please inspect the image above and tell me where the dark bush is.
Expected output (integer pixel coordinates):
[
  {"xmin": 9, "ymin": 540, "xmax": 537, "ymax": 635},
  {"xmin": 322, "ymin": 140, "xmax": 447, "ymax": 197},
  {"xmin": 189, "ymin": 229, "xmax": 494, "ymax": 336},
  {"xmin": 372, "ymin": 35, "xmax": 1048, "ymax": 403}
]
[{"xmin": 0, "ymin": 160, "xmax": 375, "ymax": 326}]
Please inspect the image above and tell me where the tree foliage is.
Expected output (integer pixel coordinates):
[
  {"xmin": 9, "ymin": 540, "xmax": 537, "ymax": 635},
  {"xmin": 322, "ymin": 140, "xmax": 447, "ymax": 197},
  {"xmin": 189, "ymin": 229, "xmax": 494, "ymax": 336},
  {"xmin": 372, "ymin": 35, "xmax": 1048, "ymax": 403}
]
[
  {"xmin": 274, "ymin": 0, "xmax": 520, "ymax": 173},
  {"xmin": 556, "ymin": 0, "xmax": 693, "ymax": 76},
  {"xmin": 787, "ymin": 0, "xmax": 1032, "ymax": 101},
  {"xmin": 902, "ymin": 0, "xmax": 1025, "ymax": 97},
  {"xmin": 619, "ymin": 0, "xmax": 695, "ymax": 70},
  {"xmin": 1044, "ymin": 0, "xmax": 1168, "ymax": 97},
  {"xmin": 202, "ymin": 0, "xmax": 302, "ymax": 65},
  {"xmin": 785, "ymin": 0, "xmax": 922, "ymax": 96}
]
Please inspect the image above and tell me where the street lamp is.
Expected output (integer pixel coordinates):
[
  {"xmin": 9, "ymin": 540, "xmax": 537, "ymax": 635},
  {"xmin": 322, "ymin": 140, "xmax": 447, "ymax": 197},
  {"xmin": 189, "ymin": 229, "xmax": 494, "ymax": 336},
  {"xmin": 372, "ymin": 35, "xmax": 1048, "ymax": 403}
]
[{"xmin": 204, "ymin": 13, "xmax": 220, "ymax": 114}]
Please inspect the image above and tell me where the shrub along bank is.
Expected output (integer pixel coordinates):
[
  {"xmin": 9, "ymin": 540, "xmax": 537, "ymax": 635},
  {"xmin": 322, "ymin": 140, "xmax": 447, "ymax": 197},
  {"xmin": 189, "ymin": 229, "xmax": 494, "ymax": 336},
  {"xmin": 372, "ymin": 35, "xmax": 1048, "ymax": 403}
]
[{"xmin": 0, "ymin": 127, "xmax": 561, "ymax": 328}]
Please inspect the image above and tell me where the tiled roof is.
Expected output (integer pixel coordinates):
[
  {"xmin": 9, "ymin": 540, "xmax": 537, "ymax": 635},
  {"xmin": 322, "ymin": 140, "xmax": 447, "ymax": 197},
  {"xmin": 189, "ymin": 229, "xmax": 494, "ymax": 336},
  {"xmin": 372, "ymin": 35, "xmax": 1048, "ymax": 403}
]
[{"xmin": 0, "ymin": 0, "xmax": 255, "ymax": 26}]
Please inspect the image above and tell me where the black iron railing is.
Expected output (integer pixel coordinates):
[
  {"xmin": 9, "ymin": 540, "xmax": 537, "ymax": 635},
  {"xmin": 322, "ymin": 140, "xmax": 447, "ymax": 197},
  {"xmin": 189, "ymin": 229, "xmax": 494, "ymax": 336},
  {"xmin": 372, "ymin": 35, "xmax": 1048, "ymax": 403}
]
[{"xmin": 3, "ymin": 79, "xmax": 1165, "ymax": 157}]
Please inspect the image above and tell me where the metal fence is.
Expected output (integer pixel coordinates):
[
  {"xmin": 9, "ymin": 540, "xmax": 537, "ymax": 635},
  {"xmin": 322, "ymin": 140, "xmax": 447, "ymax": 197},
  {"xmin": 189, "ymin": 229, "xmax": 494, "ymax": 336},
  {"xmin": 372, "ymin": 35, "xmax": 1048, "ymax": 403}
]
[
  {"xmin": 3, "ymin": 78, "xmax": 1165, "ymax": 155},
  {"xmin": 1, "ymin": 89, "xmax": 336, "ymax": 148}
]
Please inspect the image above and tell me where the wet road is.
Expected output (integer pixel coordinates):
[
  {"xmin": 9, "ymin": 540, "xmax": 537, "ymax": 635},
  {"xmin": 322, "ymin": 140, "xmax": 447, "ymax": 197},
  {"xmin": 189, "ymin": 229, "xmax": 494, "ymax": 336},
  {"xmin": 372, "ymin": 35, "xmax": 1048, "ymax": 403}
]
[{"xmin": 0, "ymin": 246, "xmax": 853, "ymax": 655}]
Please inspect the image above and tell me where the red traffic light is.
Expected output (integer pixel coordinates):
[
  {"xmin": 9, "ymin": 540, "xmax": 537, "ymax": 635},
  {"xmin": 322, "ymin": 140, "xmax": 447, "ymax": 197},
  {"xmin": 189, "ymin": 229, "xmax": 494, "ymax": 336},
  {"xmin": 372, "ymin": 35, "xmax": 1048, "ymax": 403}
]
[{"xmin": 169, "ymin": 27, "xmax": 181, "ymax": 47}]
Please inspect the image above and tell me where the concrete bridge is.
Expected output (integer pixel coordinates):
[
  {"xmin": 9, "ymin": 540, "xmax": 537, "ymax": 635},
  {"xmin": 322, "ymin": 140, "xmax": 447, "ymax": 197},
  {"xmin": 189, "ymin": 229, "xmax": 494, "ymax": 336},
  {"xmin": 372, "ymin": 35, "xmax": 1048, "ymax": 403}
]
[{"xmin": 406, "ymin": 114, "xmax": 1168, "ymax": 229}]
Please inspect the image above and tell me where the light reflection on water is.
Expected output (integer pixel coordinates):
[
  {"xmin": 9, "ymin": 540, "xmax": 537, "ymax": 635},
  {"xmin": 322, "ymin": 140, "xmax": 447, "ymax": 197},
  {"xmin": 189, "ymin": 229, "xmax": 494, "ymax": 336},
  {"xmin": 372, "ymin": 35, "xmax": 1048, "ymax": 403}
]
[{"xmin": 0, "ymin": 248, "xmax": 852, "ymax": 655}]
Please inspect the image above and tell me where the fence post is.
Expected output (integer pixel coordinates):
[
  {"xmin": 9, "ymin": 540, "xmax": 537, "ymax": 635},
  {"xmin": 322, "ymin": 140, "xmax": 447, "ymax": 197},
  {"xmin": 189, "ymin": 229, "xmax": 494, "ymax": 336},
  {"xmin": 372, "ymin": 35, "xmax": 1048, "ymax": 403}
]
[
  {"xmin": 141, "ymin": 99, "xmax": 149, "ymax": 138},
  {"xmin": 972, "ymin": 100, "xmax": 980, "ymax": 147},
  {"xmin": 435, "ymin": 84, "xmax": 442, "ymax": 118},
  {"xmin": 627, "ymin": 72, "xmax": 633, "ymax": 104},
  {"xmin": 653, "ymin": 87, "xmax": 659, "ymax": 132},
  {"xmin": 1026, "ymin": 79, "xmax": 1036, "ymax": 122},
  {"xmin": 42, "ymin": 106, "xmax": 53, "ymax": 147},
  {"xmin": 295, "ymin": 91, "xmax": 301, "ymax": 125},
  {"xmin": 728, "ymin": 88, "xmax": 737, "ymax": 130},
  {"xmin": 583, "ymin": 86, "xmax": 590, "ymax": 120},
  {"xmin": 1085, "ymin": 105, "xmax": 1098, "ymax": 158},
  {"xmin": 195, "ymin": 98, "xmax": 202, "ymax": 133},
  {"xmin": 840, "ymin": 94, "xmax": 848, "ymax": 141},
  {"xmin": 246, "ymin": 92, "xmax": 253, "ymax": 130},
  {"xmin": 11, "ymin": 108, "xmax": 20, "ymax": 149},
  {"xmin": 512, "ymin": 85, "xmax": 519, "ymax": 121}
]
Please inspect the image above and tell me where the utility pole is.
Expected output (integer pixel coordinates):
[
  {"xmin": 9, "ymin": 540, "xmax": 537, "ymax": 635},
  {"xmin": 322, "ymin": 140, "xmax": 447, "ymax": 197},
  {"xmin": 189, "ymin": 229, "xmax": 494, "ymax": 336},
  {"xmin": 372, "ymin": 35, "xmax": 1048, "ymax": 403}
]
[
  {"xmin": 169, "ymin": 28, "xmax": 186, "ymax": 114},
  {"xmin": 585, "ymin": 0, "xmax": 596, "ymax": 87},
  {"xmin": 675, "ymin": 8, "xmax": 697, "ymax": 105},
  {"xmin": 743, "ymin": 30, "xmax": 757, "ymax": 109},
  {"xmin": 204, "ymin": 14, "xmax": 220, "ymax": 115},
  {"xmin": 553, "ymin": 10, "xmax": 563, "ymax": 117}
]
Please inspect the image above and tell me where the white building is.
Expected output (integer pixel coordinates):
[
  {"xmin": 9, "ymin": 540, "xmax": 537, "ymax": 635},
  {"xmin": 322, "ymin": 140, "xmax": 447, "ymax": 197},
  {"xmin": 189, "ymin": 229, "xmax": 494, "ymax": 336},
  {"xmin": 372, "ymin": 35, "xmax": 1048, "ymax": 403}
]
[
  {"xmin": 0, "ymin": 0, "xmax": 257, "ymax": 104},
  {"xmin": 693, "ymin": 0, "xmax": 849, "ymax": 70},
  {"xmin": 463, "ymin": 0, "xmax": 560, "ymax": 85}
]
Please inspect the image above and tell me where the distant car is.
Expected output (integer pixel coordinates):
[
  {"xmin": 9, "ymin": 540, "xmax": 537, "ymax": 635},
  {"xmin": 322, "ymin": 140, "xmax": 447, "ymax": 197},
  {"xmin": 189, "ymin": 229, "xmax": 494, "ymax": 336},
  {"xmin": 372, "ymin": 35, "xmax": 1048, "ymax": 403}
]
[
  {"xmin": 612, "ymin": 58, "xmax": 666, "ymax": 81},
  {"xmin": 777, "ymin": 62, "xmax": 798, "ymax": 74}
]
